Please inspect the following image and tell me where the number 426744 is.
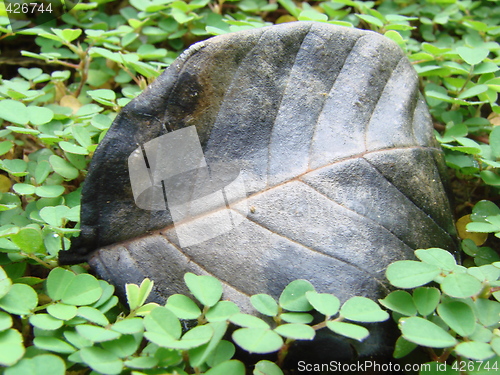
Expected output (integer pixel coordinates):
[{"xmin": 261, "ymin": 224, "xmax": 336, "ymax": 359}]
[
  {"xmin": 452, "ymin": 361, "xmax": 499, "ymax": 372},
  {"xmin": 6, "ymin": 2, "xmax": 53, "ymax": 14}
]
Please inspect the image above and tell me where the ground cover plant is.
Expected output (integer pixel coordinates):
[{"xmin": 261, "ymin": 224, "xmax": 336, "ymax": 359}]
[{"xmin": 0, "ymin": 0, "xmax": 500, "ymax": 373}]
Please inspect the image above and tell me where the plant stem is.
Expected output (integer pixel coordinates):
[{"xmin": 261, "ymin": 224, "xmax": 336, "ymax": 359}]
[
  {"xmin": 437, "ymin": 348, "xmax": 453, "ymax": 362},
  {"xmin": 276, "ymin": 339, "xmax": 293, "ymax": 368},
  {"xmin": 23, "ymin": 253, "xmax": 56, "ymax": 269},
  {"xmin": 312, "ymin": 316, "xmax": 343, "ymax": 331},
  {"xmin": 74, "ymin": 49, "xmax": 91, "ymax": 98},
  {"xmin": 451, "ymin": 65, "xmax": 475, "ymax": 111}
]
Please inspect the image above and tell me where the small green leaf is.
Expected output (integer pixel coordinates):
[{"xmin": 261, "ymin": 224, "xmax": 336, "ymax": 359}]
[
  {"xmin": 254, "ymin": 360, "xmax": 284, "ymax": 375},
  {"xmin": 12, "ymin": 183, "xmax": 36, "ymax": 195},
  {"xmin": 51, "ymin": 70, "xmax": 71, "ymax": 81},
  {"xmin": 2, "ymin": 159, "xmax": 27, "ymax": 175},
  {"xmin": 27, "ymin": 106, "xmax": 54, "ymax": 126},
  {"xmin": 8, "ymin": 127, "xmax": 40, "ymax": 136},
  {"xmin": 386, "ymin": 260, "xmax": 440, "ymax": 288},
  {"xmin": 35, "ymin": 185, "xmax": 65, "ymax": 198},
  {"xmin": 0, "ymin": 283, "xmax": 38, "ymax": 315},
  {"xmin": 76, "ymin": 324, "xmax": 121, "ymax": 343},
  {"xmin": 33, "ymin": 336, "xmax": 75, "ymax": 354},
  {"xmin": 93, "ymin": 282, "xmax": 114, "ymax": 307},
  {"xmin": 229, "ymin": 313, "xmax": 270, "ymax": 329},
  {"xmin": 145, "ymin": 324, "xmax": 213, "ymax": 350},
  {"xmin": 232, "ymin": 328, "xmax": 283, "ymax": 354},
  {"xmin": 305, "ymin": 291, "xmax": 340, "ymax": 317},
  {"xmin": 91, "ymin": 114, "xmax": 112, "ymax": 130},
  {"xmin": 250, "ymin": 294, "xmax": 279, "ymax": 316},
  {"xmin": 52, "ymin": 28, "xmax": 82, "ymax": 43},
  {"xmin": 206, "ymin": 340, "xmax": 235, "ymax": 367},
  {"xmin": 80, "ymin": 346, "xmax": 123, "ymax": 375},
  {"xmin": 63, "ymin": 330, "xmax": 92, "ymax": 349},
  {"xmin": 29, "ymin": 314, "xmax": 64, "ymax": 330},
  {"xmin": 456, "ymin": 47, "xmax": 489, "ymax": 65},
  {"xmin": 124, "ymin": 356, "xmax": 158, "ymax": 369},
  {"xmin": 384, "ymin": 30, "xmax": 405, "ymax": 47},
  {"xmin": 136, "ymin": 278, "xmax": 154, "ymax": 307},
  {"xmin": 441, "ymin": 273, "xmax": 483, "ymax": 298},
  {"xmin": 89, "ymin": 47, "xmax": 122, "ymax": 63},
  {"xmin": 490, "ymin": 127, "xmax": 500, "ymax": 159},
  {"xmin": 66, "ymin": 205, "xmax": 80, "ymax": 222},
  {"xmin": 47, "ymin": 303, "xmax": 77, "ymax": 320},
  {"xmin": 165, "ymin": 294, "xmax": 201, "ymax": 320},
  {"xmin": 62, "ymin": 273, "xmax": 102, "ymax": 305},
  {"xmin": 46, "ymin": 268, "xmax": 74, "ymax": 300},
  {"xmin": 474, "ymin": 299, "xmax": 500, "ymax": 327},
  {"xmin": 379, "ymin": 290, "xmax": 417, "ymax": 316},
  {"xmin": 0, "ymin": 329, "xmax": 25, "ymax": 366},
  {"xmin": 189, "ymin": 321, "xmax": 228, "ymax": 367},
  {"xmin": 280, "ymin": 312, "xmax": 314, "ymax": 324},
  {"xmin": 326, "ymin": 321, "xmax": 369, "ymax": 341},
  {"xmin": 77, "ymin": 306, "xmax": 109, "ymax": 326},
  {"xmin": 125, "ymin": 282, "xmax": 140, "ymax": 311},
  {"xmin": 399, "ymin": 317, "xmax": 457, "ymax": 348},
  {"xmin": 4, "ymin": 354, "xmax": 65, "ymax": 375},
  {"xmin": 0, "ymin": 267, "xmax": 12, "ymax": 300},
  {"xmin": 9, "ymin": 227, "xmax": 43, "ymax": 254},
  {"xmin": 455, "ymin": 341, "xmax": 495, "ymax": 360},
  {"xmin": 135, "ymin": 302, "xmax": 159, "ymax": 316},
  {"xmin": 470, "ymin": 218, "xmax": 500, "ymax": 233},
  {"xmin": 298, "ymin": 9, "xmax": 328, "ymax": 22},
  {"xmin": 111, "ymin": 318, "xmax": 144, "ymax": 334},
  {"xmin": 40, "ymin": 205, "xmax": 70, "ymax": 227},
  {"xmin": 491, "ymin": 337, "xmax": 500, "ymax": 356},
  {"xmin": 144, "ymin": 306, "xmax": 181, "ymax": 339},
  {"xmin": 206, "ymin": 300, "xmax": 239, "ymax": 322},
  {"xmin": 19, "ymin": 68, "xmax": 43, "ymax": 80},
  {"xmin": 173, "ymin": 324, "xmax": 214, "ymax": 349},
  {"xmin": 0, "ymin": 141, "xmax": 13, "ymax": 156},
  {"xmin": 72, "ymin": 125, "xmax": 93, "ymax": 149},
  {"xmin": 467, "ymin": 265, "xmax": 500, "ymax": 283},
  {"xmin": 393, "ymin": 336, "xmax": 417, "ymax": 359},
  {"xmin": 0, "ymin": 100, "xmax": 28, "ymax": 125},
  {"xmin": 356, "ymin": 14, "xmax": 384, "ymax": 28},
  {"xmin": 184, "ymin": 273, "xmax": 223, "ymax": 307},
  {"xmin": 93, "ymin": 291, "xmax": 117, "ymax": 313},
  {"xmin": 340, "ymin": 296, "xmax": 389, "ymax": 323},
  {"xmin": 49, "ymin": 155, "xmax": 79, "ymax": 180},
  {"xmin": 470, "ymin": 323, "xmax": 493, "ymax": 343},
  {"xmin": 276, "ymin": 0, "xmax": 300, "ymax": 17},
  {"xmin": 412, "ymin": 287, "xmax": 440, "ymax": 316},
  {"xmin": 458, "ymin": 84, "xmax": 489, "ymax": 100},
  {"xmin": 415, "ymin": 248, "xmax": 457, "ymax": 271},
  {"xmin": 102, "ymin": 334, "xmax": 141, "ymax": 358},
  {"xmin": 0, "ymin": 311, "xmax": 12, "ymax": 331},
  {"xmin": 437, "ymin": 301, "xmax": 476, "ymax": 337},
  {"xmin": 204, "ymin": 359, "xmax": 246, "ymax": 375},
  {"xmin": 59, "ymin": 141, "xmax": 89, "ymax": 155},
  {"xmin": 471, "ymin": 200, "xmax": 500, "ymax": 221},
  {"xmin": 274, "ymin": 323, "xmax": 315, "ymax": 340},
  {"xmin": 279, "ymin": 279, "xmax": 314, "ymax": 312},
  {"xmin": 87, "ymin": 89, "xmax": 116, "ymax": 106}
]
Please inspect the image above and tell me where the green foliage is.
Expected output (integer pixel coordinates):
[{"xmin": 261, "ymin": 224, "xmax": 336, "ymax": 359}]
[
  {"xmin": 1, "ymin": 0, "xmax": 500, "ymax": 373},
  {"xmin": 382, "ymin": 247, "xmax": 500, "ymax": 367},
  {"xmin": 0, "ymin": 269, "xmax": 387, "ymax": 374}
]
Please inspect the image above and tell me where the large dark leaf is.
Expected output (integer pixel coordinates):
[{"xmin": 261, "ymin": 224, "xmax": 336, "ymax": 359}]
[{"xmin": 60, "ymin": 21, "xmax": 457, "ymax": 358}]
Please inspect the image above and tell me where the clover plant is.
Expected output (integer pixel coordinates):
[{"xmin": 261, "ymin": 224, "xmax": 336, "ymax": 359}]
[
  {"xmin": 0, "ymin": 267, "xmax": 388, "ymax": 375},
  {"xmin": 383, "ymin": 247, "xmax": 500, "ymax": 373}
]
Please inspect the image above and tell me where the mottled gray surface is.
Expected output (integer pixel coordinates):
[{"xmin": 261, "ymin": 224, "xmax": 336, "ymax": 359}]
[{"xmin": 60, "ymin": 21, "xmax": 458, "ymax": 359}]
